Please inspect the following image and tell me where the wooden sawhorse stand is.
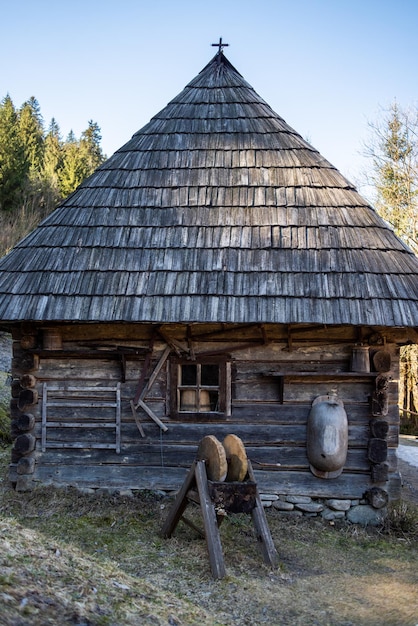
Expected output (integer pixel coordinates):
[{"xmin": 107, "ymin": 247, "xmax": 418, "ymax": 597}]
[{"xmin": 161, "ymin": 459, "xmax": 279, "ymax": 579}]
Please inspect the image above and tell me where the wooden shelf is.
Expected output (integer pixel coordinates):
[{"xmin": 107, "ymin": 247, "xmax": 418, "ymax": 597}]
[
  {"xmin": 31, "ymin": 349, "xmax": 147, "ymax": 359},
  {"xmin": 262, "ymin": 371, "xmax": 378, "ymax": 404},
  {"xmin": 31, "ymin": 348, "xmax": 148, "ymax": 382},
  {"xmin": 262, "ymin": 371, "xmax": 377, "ymax": 380}
]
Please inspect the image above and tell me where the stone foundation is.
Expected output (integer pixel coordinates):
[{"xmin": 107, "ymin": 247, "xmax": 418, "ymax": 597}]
[
  {"xmin": 259, "ymin": 493, "xmax": 387, "ymax": 526},
  {"xmin": 70, "ymin": 485, "xmax": 388, "ymax": 527}
]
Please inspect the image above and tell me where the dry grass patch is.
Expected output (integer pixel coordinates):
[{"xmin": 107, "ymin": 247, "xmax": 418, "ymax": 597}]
[{"xmin": 1, "ymin": 447, "xmax": 418, "ymax": 625}]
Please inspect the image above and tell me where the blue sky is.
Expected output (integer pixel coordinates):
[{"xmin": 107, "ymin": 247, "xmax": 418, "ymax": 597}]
[{"xmin": 1, "ymin": 0, "xmax": 417, "ymax": 192}]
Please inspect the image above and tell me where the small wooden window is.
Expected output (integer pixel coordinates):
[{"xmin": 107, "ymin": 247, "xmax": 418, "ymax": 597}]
[{"xmin": 170, "ymin": 356, "xmax": 231, "ymax": 419}]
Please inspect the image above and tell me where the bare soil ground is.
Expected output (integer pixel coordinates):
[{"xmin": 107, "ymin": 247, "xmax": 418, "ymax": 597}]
[{"xmin": 0, "ymin": 447, "xmax": 418, "ymax": 626}]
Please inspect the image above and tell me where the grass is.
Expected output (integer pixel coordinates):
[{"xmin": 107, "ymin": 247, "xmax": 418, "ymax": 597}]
[
  {"xmin": 0, "ymin": 370, "xmax": 11, "ymax": 444},
  {"xmin": 1, "ymin": 447, "xmax": 418, "ymax": 625}
]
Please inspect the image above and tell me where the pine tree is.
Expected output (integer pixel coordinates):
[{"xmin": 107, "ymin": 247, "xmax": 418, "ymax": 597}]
[
  {"xmin": 42, "ymin": 119, "xmax": 61, "ymax": 184},
  {"xmin": 59, "ymin": 122, "xmax": 105, "ymax": 196},
  {"xmin": 40, "ymin": 118, "xmax": 63, "ymax": 212},
  {"xmin": 367, "ymin": 103, "xmax": 418, "ymax": 252},
  {"xmin": 80, "ymin": 120, "xmax": 105, "ymax": 175},
  {"xmin": 0, "ymin": 95, "xmax": 28, "ymax": 211},
  {"xmin": 58, "ymin": 131, "xmax": 85, "ymax": 197},
  {"xmin": 19, "ymin": 97, "xmax": 44, "ymax": 181}
]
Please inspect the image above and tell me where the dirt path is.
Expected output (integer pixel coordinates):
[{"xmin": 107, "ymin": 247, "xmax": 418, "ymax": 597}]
[
  {"xmin": 398, "ymin": 436, "xmax": 418, "ymax": 505},
  {"xmin": 399, "ymin": 457, "xmax": 418, "ymax": 505}
]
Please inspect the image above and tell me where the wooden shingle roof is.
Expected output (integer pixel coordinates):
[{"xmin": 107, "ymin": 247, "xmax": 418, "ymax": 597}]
[{"xmin": 0, "ymin": 51, "xmax": 417, "ymax": 327}]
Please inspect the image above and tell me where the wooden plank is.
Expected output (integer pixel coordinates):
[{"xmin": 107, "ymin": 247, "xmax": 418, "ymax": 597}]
[
  {"xmin": 234, "ymin": 379, "xmax": 375, "ymax": 404},
  {"xmin": 254, "ymin": 470, "xmax": 373, "ymax": 499},
  {"xmin": 45, "ymin": 386, "xmax": 119, "ymax": 392},
  {"xmin": 38, "ymin": 406, "xmax": 126, "ymax": 420},
  {"xmin": 116, "ymin": 382, "xmax": 121, "ymax": 453},
  {"xmin": 262, "ymin": 372, "xmax": 377, "ymax": 380},
  {"xmin": 57, "ymin": 323, "xmax": 153, "ymax": 342},
  {"xmin": 247, "ymin": 460, "xmax": 279, "ymax": 567},
  {"xmin": 32, "ymin": 464, "xmax": 379, "ymax": 500},
  {"xmin": 44, "ymin": 442, "xmax": 118, "ymax": 450},
  {"xmin": 123, "ymin": 377, "xmax": 166, "ymax": 399},
  {"xmin": 46, "ymin": 401, "xmax": 118, "ymax": 408},
  {"xmin": 179, "ymin": 515, "xmax": 205, "ymax": 538},
  {"xmin": 130, "ymin": 399, "xmax": 145, "ymax": 437},
  {"xmin": 40, "ymin": 429, "xmax": 118, "ymax": 444},
  {"xmin": 33, "ymin": 464, "xmax": 187, "ymax": 490},
  {"xmin": 231, "ymin": 402, "xmax": 400, "ymax": 423},
  {"xmin": 119, "ymin": 421, "xmax": 399, "ymax": 448},
  {"xmin": 140, "ymin": 345, "xmax": 171, "ymax": 397},
  {"xmin": 41, "ymin": 382, "xmax": 47, "ymax": 453},
  {"xmin": 136, "ymin": 399, "xmax": 168, "ymax": 432},
  {"xmin": 38, "ymin": 359, "xmax": 121, "ymax": 380},
  {"xmin": 45, "ymin": 422, "xmax": 118, "ymax": 428},
  {"xmin": 37, "ymin": 415, "xmax": 395, "ymax": 454},
  {"xmin": 35, "ymin": 445, "xmax": 398, "ymax": 473},
  {"xmin": 161, "ymin": 461, "xmax": 197, "ymax": 538},
  {"xmin": 194, "ymin": 460, "xmax": 226, "ymax": 580}
]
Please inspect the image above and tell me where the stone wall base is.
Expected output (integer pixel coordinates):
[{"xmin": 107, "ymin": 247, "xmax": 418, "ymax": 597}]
[
  {"xmin": 59, "ymin": 483, "xmax": 388, "ymax": 527},
  {"xmin": 259, "ymin": 493, "xmax": 387, "ymax": 526}
]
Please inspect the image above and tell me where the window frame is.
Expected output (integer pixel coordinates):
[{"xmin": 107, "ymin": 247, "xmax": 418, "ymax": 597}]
[{"xmin": 169, "ymin": 355, "xmax": 231, "ymax": 420}]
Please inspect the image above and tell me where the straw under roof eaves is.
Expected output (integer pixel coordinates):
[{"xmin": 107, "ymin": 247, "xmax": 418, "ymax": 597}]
[{"xmin": 0, "ymin": 52, "xmax": 417, "ymax": 327}]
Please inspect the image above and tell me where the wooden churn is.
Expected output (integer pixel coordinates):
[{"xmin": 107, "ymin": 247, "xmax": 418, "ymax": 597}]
[
  {"xmin": 180, "ymin": 389, "xmax": 211, "ymax": 412},
  {"xmin": 350, "ymin": 345, "xmax": 370, "ymax": 372},
  {"xmin": 43, "ymin": 328, "xmax": 62, "ymax": 350}
]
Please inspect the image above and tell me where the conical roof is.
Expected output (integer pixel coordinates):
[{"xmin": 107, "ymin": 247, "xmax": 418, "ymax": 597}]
[{"xmin": 0, "ymin": 51, "xmax": 417, "ymax": 327}]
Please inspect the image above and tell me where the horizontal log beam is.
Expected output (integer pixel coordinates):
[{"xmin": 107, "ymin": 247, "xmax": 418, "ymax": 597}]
[{"xmin": 32, "ymin": 463, "xmax": 387, "ymax": 500}]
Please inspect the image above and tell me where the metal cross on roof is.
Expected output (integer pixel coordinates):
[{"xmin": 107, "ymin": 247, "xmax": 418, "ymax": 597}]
[{"xmin": 211, "ymin": 37, "xmax": 229, "ymax": 53}]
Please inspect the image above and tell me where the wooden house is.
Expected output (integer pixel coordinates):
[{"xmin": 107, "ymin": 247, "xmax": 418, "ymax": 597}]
[{"xmin": 1, "ymin": 49, "xmax": 418, "ymax": 520}]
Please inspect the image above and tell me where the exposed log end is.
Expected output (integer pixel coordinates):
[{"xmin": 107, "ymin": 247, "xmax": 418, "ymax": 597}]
[
  {"xmin": 368, "ymin": 439, "xmax": 388, "ymax": 464},
  {"xmin": 13, "ymin": 433, "xmax": 36, "ymax": 455}
]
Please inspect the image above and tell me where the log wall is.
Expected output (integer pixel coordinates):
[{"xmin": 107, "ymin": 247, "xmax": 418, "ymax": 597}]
[{"xmin": 8, "ymin": 322, "xmax": 401, "ymax": 507}]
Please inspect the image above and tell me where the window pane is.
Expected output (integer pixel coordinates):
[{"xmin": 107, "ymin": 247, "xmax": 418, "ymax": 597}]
[
  {"xmin": 201, "ymin": 364, "xmax": 219, "ymax": 386},
  {"xmin": 181, "ymin": 364, "xmax": 197, "ymax": 385},
  {"xmin": 180, "ymin": 390, "xmax": 197, "ymax": 411},
  {"xmin": 198, "ymin": 390, "xmax": 210, "ymax": 412},
  {"xmin": 208, "ymin": 390, "xmax": 219, "ymax": 411}
]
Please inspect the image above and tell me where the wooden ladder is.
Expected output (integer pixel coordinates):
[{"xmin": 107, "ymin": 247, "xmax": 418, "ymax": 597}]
[
  {"xmin": 161, "ymin": 459, "xmax": 279, "ymax": 579},
  {"xmin": 41, "ymin": 383, "xmax": 121, "ymax": 453}
]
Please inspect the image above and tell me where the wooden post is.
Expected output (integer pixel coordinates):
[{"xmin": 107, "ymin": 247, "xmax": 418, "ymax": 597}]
[
  {"xmin": 161, "ymin": 462, "xmax": 198, "ymax": 538},
  {"xmin": 136, "ymin": 399, "xmax": 168, "ymax": 432},
  {"xmin": 41, "ymin": 382, "xmax": 47, "ymax": 452},
  {"xmin": 194, "ymin": 460, "xmax": 226, "ymax": 580},
  {"xmin": 247, "ymin": 461, "xmax": 279, "ymax": 568},
  {"xmin": 115, "ymin": 383, "xmax": 121, "ymax": 453}
]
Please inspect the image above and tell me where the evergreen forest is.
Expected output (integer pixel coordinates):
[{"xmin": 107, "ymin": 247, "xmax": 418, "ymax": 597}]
[{"xmin": 0, "ymin": 94, "xmax": 106, "ymax": 256}]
